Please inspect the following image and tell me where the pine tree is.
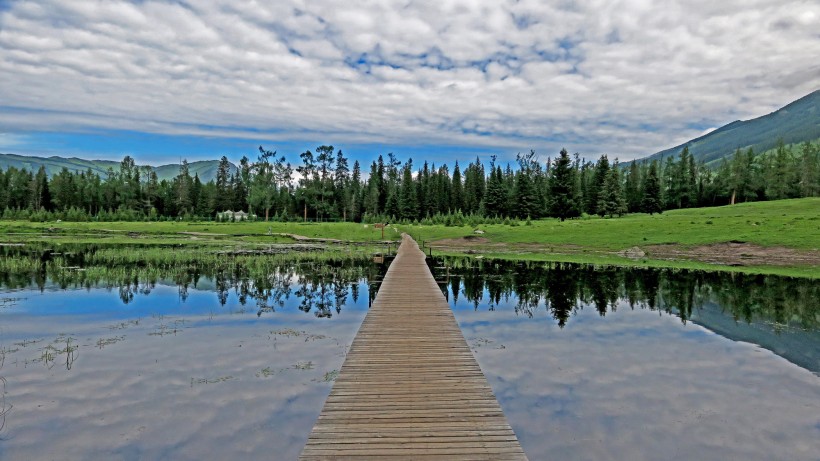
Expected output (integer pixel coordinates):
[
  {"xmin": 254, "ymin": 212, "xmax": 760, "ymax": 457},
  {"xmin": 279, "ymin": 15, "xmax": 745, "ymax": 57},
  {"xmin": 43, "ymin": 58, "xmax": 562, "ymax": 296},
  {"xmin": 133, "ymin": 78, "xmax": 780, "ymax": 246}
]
[
  {"xmin": 687, "ymin": 150, "xmax": 698, "ymax": 206},
  {"xmin": 365, "ymin": 161, "xmax": 380, "ymax": 216},
  {"xmin": 463, "ymin": 158, "xmax": 485, "ymax": 214},
  {"xmin": 399, "ymin": 161, "xmax": 418, "ymax": 220},
  {"xmin": 235, "ymin": 156, "xmax": 251, "ymax": 212},
  {"xmin": 641, "ymin": 161, "xmax": 662, "ymax": 215},
  {"xmin": 215, "ymin": 155, "xmax": 232, "ymax": 212},
  {"xmin": 598, "ymin": 162, "xmax": 626, "ymax": 217},
  {"xmin": 513, "ymin": 169, "xmax": 538, "ymax": 219},
  {"xmin": 730, "ymin": 148, "xmax": 753, "ymax": 204},
  {"xmin": 766, "ymin": 140, "xmax": 790, "ymax": 200},
  {"xmin": 51, "ymin": 167, "xmax": 77, "ymax": 211},
  {"xmin": 385, "ymin": 186, "xmax": 399, "ymax": 220},
  {"xmin": 191, "ymin": 174, "xmax": 202, "ymax": 215},
  {"xmin": 624, "ymin": 161, "xmax": 641, "ymax": 212},
  {"xmin": 31, "ymin": 165, "xmax": 51, "ymax": 211},
  {"xmin": 451, "ymin": 161, "xmax": 464, "ymax": 212},
  {"xmin": 436, "ymin": 164, "xmax": 451, "ymax": 214},
  {"xmin": 349, "ymin": 160, "xmax": 363, "ymax": 221},
  {"xmin": 548, "ymin": 148, "xmax": 580, "ymax": 221},
  {"xmin": 417, "ymin": 161, "xmax": 431, "ymax": 217},
  {"xmin": 661, "ymin": 156, "xmax": 676, "ymax": 209},
  {"xmin": 145, "ymin": 169, "xmax": 159, "ymax": 213},
  {"xmin": 0, "ymin": 169, "xmax": 8, "ymax": 211},
  {"xmin": 586, "ymin": 155, "xmax": 610, "ymax": 215},
  {"xmin": 484, "ymin": 161, "xmax": 507, "ymax": 217},
  {"xmin": 334, "ymin": 150, "xmax": 350, "ymax": 219},
  {"xmin": 175, "ymin": 160, "xmax": 193, "ymax": 216},
  {"xmin": 799, "ymin": 141, "xmax": 819, "ymax": 197}
]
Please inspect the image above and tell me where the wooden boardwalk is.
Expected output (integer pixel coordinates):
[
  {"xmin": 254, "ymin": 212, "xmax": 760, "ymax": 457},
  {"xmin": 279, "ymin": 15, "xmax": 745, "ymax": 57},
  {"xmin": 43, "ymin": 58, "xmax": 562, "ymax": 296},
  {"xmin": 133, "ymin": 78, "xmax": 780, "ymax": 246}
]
[{"xmin": 300, "ymin": 235, "xmax": 527, "ymax": 460}]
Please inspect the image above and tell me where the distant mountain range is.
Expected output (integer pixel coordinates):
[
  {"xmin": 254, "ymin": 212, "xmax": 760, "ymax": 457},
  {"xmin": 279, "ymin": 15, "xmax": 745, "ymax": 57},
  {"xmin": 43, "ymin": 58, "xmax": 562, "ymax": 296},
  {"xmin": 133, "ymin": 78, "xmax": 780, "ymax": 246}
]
[
  {"xmin": 0, "ymin": 154, "xmax": 235, "ymax": 183},
  {"xmin": 641, "ymin": 89, "xmax": 819, "ymax": 165}
]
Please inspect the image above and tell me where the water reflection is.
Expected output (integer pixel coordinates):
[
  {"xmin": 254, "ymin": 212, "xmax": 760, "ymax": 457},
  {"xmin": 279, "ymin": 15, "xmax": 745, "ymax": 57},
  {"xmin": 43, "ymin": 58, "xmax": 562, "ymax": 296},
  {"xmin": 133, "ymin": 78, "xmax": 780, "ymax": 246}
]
[
  {"xmin": 435, "ymin": 258, "xmax": 819, "ymax": 332},
  {"xmin": 0, "ymin": 245, "xmax": 390, "ymax": 460},
  {"xmin": 437, "ymin": 258, "xmax": 820, "ymax": 461},
  {"xmin": 0, "ymin": 349, "xmax": 9, "ymax": 436},
  {"xmin": 0, "ymin": 244, "xmax": 388, "ymax": 319}
]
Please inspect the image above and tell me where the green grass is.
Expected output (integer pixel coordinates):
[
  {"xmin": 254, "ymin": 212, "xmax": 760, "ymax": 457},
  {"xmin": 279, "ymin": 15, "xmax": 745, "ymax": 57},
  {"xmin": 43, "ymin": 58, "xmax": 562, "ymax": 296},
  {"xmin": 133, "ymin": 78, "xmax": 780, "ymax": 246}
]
[
  {"xmin": 429, "ymin": 250, "xmax": 819, "ymax": 279},
  {"xmin": 1, "ymin": 198, "xmax": 817, "ymax": 277},
  {"xmin": 0, "ymin": 220, "xmax": 395, "ymax": 244},
  {"xmin": 401, "ymin": 198, "xmax": 820, "ymax": 278},
  {"xmin": 401, "ymin": 198, "xmax": 820, "ymax": 250}
]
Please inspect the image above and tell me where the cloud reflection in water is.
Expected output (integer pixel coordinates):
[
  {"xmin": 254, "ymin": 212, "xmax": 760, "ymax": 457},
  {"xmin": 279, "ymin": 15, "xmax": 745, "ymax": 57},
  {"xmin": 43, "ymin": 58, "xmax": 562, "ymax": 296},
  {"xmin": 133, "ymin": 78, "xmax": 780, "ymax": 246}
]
[
  {"xmin": 0, "ymin": 284, "xmax": 369, "ymax": 460},
  {"xmin": 455, "ymin": 299, "xmax": 820, "ymax": 461}
]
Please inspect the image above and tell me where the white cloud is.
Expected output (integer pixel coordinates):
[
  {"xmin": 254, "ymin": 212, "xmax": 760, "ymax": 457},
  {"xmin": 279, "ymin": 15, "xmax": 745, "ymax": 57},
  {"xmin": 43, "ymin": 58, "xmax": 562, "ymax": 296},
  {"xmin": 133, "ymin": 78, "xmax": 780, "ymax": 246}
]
[{"xmin": 0, "ymin": 0, "xmax": 818, "ymax": 161}]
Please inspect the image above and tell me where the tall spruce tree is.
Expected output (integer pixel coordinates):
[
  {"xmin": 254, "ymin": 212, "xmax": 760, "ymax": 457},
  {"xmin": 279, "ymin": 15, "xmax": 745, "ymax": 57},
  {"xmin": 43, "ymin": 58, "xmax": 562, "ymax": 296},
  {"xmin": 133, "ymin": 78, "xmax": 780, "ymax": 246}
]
[
  {"xmin": 799, "ymin": 141, "xmax": 819, "ymax": 197},
  {"xmin": 513, "ymin": 169, "xmax": 538, "ymax": 218},
  {"xmin": 385, "ymin": 185, "xmax": 399, "ymax": 219},
  {"xmin": 641, "ymin": 161, "xmax": 662, "ymax": 215},
  {"xmin": 451, "ymin": 161, "xmax": 464, "ymax": 212},
  {"xmin": 624, "ymin": 161, "xmax": 641, "ymax": 212},
  {"xmin": 463, "ymin": 158, "xmax": 485, "ymax": 213},
  {"xmin": 31, "ymin": 165, "xmax": 51, "ymax": 211},
  {"xmin": 548, "ymin": 149, "xmax": 580, "ymax": 221},
  {"xmin": 399, "ymin": 161, "xmax": 419, "ymax": 220},
  {"xmin": 215, "ymin": 155, "xmax": 232, "ymax": 212},
  {"xmin": 586, "ymin": 155, "xmax": 610, "ymax": 215},
  {"xmin": 175, "ymin": 160, "xmax": 193, "ymax": 216},
  {"xmin": 598, "ymin": 161, "xmax": 626, "ymax": 217},
  {"xmin": 484, "ymin": 159, "xmax": 507, "ymax": 217}
]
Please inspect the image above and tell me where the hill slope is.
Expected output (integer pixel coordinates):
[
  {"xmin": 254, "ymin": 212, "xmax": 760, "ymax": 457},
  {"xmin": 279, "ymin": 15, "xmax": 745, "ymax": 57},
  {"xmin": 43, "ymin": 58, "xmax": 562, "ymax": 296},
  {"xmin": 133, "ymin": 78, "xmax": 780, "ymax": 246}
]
[
  {"xmin": 0, "ymin": 153, "xmax": 235, "ymax": 182},
  {"xmin": 643, "ymin": 90, "xmax": 819, "ymax": 164}
]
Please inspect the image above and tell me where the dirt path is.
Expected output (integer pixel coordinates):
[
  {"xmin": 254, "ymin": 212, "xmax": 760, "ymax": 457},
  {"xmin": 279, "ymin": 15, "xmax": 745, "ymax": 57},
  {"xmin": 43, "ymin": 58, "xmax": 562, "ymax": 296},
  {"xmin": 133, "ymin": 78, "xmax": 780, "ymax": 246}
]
[
  {"xmin": 645, "ymin": 242, "xmax": 820, "ymax": 267},
  {"xmin": 430, "ymin": 237, "xmax": 820, "ymax": 268}
]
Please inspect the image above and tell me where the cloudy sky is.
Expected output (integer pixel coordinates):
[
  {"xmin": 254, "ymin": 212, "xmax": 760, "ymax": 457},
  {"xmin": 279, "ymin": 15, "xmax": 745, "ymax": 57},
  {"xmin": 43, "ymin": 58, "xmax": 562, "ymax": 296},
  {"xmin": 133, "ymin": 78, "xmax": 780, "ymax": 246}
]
[{"xmin": 0, "ymin": 0, "xmax": 818, "ymax": 166}]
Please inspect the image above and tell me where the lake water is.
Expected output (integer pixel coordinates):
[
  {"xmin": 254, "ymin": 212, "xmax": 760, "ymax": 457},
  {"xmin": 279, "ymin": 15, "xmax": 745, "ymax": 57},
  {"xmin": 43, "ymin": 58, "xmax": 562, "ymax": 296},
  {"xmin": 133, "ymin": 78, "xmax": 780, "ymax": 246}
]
[
  {"xmin": 0, "ymin": 246, "xmax": 386, "ymax": 460},
  {"xmin": 438, "ymin": 259, "xmax": 820, "ymax": 461},
  {"xmin": 0, "ymin": 249, "xmax": 818, "ymax": 460}
]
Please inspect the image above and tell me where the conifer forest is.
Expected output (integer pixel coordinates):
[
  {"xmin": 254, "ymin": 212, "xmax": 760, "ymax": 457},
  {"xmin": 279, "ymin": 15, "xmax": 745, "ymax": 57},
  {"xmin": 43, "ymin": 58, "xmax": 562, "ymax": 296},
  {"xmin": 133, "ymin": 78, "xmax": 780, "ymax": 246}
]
[{"xmin": 1, "ymin": 140, "xmax": 817, "ymax": 223}]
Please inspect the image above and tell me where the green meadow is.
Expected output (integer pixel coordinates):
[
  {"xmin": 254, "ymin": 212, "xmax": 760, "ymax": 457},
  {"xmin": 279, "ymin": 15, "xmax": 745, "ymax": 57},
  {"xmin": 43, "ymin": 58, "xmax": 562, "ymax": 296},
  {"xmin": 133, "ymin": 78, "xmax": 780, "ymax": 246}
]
[
  {"xmin": 1, "ymin": 198, "xmax": 817, "ymax": 278},
  {"xmin": 403, "ymin": 198, "xmax": 819, "ymax": 249}
]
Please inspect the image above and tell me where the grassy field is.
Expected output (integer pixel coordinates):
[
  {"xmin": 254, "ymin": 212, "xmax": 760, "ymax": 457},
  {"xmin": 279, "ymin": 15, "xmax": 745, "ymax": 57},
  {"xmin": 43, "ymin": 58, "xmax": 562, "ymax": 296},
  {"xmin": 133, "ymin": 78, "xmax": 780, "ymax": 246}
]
[
  {"xmin": 401, "ymin": 198, "xmax": 820, "ymax": 278},
  {"xmin": 0, "ymin": 198, "xmax": 817, "ymax": 277},
  {"xmin": 401, "ymin": 198, "xmax": 820, "ymax": 250}
]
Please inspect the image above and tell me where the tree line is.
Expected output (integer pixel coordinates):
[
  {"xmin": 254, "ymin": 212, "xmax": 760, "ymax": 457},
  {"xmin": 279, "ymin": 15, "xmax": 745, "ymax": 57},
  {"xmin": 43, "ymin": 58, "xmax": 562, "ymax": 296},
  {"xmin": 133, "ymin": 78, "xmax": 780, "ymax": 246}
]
[{"xmin": 0, "ymin": 140, "xmax": 817, "ymax": 222}]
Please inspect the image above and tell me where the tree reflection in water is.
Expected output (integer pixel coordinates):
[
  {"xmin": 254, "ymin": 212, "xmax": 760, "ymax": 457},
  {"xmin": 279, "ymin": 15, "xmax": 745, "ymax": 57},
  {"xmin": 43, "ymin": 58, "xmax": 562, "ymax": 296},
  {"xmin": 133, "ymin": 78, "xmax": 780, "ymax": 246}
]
[
  {"xmin": 435, "ymin": 258, "xmax": 819, "ymax": 331},
  {"xmin": 0, "ymin": 245, "xmax": 388, "ymax": 318}
]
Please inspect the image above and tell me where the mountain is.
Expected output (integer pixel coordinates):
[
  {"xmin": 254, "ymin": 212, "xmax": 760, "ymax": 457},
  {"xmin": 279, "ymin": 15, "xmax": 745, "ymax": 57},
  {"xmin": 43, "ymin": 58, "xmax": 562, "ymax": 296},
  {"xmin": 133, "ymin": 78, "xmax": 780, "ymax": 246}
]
[
  {"xmin": 0, "ymin": 153, "xmax": 235, "ymax": 182},
  {"xmin": 642, "ymin": 90, "xmax": 820, "ymax": 165}
]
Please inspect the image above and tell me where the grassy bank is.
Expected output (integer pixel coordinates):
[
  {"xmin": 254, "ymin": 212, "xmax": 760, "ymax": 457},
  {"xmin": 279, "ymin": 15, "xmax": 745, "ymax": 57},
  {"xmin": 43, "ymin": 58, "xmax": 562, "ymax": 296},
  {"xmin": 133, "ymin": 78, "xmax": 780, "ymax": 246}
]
[
  {"xmin": 402, "ymin": 198, "xmax": 819, "ymax": 249},
  {"xmin": 1, "ymin": 198, "xmax": 817, "ymax": 278},
  {"xmin": 401, "ymin": 198, "xmax": 820, "ymax": 278},
  {"xmin": 0, "ymin": 220, "xmax": 397, "ymax": 245}
]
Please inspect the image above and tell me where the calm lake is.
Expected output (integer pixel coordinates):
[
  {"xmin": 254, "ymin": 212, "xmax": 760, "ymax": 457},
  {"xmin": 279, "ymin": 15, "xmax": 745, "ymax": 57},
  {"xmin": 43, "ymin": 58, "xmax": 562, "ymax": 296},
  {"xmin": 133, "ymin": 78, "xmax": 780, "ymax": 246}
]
[{"xmin": 0, "ymin": 246, "xmax": 818, "ymax": 460}]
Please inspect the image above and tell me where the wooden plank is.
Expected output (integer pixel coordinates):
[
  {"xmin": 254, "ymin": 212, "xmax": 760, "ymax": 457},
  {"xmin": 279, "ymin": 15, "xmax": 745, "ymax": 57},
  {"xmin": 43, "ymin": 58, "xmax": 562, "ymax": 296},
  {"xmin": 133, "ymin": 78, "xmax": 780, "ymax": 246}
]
[{"xmin": 299, "ymin": 235, "xmax": 527, "ymax": 460}]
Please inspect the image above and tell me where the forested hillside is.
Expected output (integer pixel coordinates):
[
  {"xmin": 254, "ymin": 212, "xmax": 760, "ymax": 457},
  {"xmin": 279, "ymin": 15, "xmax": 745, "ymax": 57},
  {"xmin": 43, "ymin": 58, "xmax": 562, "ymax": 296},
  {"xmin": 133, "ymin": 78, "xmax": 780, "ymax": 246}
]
[
  {"xmin": 0, "ymin": 153, "xmax": 232, "ymax": 182},
  {"xmin": 644, "ymin": 90, "xmax": 819, "ymax": 165}
]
